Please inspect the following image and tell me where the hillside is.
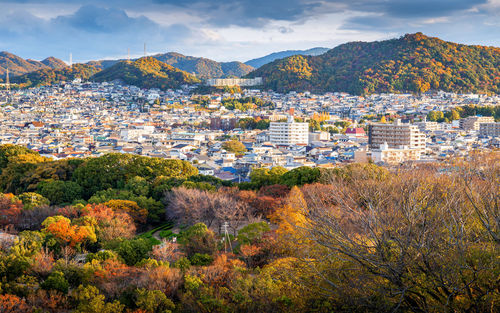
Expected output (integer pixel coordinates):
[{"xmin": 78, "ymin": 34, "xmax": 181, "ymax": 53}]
[
  {"xmin": 11, "ymin": 64, "xmax": 100, "ymax": 88},
  {"xmin": 89, "ymin": 52, "xmax": 254, "ymax": 78},
  {"xmin": 245, "ymin": 47, "xmax": 329, "ymax": 68},
  {"xmin": 0, "ymin": 51, "xmax": 66, "ymax": 78},
  {"xmin": 247, "ymin": 33, "xmax": 500, "ymax": 95},
  {"xmin": 91, "ymin": 57, "xmax": 201, "ymax": 90}
]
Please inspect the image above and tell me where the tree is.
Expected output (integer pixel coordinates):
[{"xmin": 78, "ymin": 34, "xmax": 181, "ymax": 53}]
[
  {"xmin": 72, "ymin": 285, "xmax": 125, "ymax": 313},
  {"xmin": 178, "ymin": 223, "xmax": 218, "ymax": 257},
  {"xmin": 0, "ymin": 193, "xmax": 23, "ymax": 227},
  {"xmin": 0, "ymin": 144, "xmax": 39, "ymax": 170},
  {"xmin": 115, "ymin": 238, "xmax": 152, "ymax": 265},
  {"xmin": 134, "ymin": 288, "xmax": 175, "ymax": 313},
  {"xmin": 41, "ymin": 271, "xmax": 69, "ymax": 294},
  {"xmin": 18, "ymin": 192, "xmax": 50, "ymax": 210},
  {"xmin": 103, "ymin": 199, "xmax": 148, "ymax": 224},
  {"xmin": 42, "ymin": 216, "xmax": 97, "ymax": 251},
  {"xmin": 37, "ymin": 179, "xmax": 83, "ymax": 205},
  {"xmin": 0, "ymin": 294, "xmax": 33, "ymax": 313},
  {"xmin": 249, "ymin": 167, "xmax": 288, "ymax": 188},
  {"xmin": 222, "ymin": 139, "xmax": 247, "ymax": 155},
  {"xmin": 280, "ymin": 167, "xmax": 321, "ymax": 187},
  {"xmin": 82, "ymin": 204, "xmax": 136, "ymax": 242},
  {"xmin": 237, "ymin": 222, "xmax": 270, "ymax": 245}
]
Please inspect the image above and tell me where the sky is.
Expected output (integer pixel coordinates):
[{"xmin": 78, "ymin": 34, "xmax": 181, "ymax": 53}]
[{"xmin": 1, "ymin": 0, "xmax": 500, "ymax": 63}]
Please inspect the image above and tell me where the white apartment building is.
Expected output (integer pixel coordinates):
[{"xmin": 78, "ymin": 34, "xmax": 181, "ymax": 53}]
[
  {"xmin": 368, "ymin": 119, "xmax": 426, "ymax": 151},
  {"xmin": 269, "ymin": 115, "xmax": 309, "ymax": 145},
  {"xmin": 371, "ymin": 142, "xmax": 422, "ymax": 164}
]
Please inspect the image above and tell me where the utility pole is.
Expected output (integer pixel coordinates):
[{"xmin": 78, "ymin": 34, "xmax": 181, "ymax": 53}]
[
  {"xmin": 222, "ymin": 222, "xmax": 233, "ymax": 253},
  {"xmin": 5, "ymin": 68, "xmax": 9, "ymax": 93}
]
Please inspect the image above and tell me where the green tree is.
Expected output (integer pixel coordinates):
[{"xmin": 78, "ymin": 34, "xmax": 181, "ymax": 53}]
[
  {"xmin": 41, "ymin": 271, "xmax": 69, "ymax": 294},
  {"xmin": 135, "ymin": 288, "xmax": 175, "ymax": 313},
  {"xmin": 280, "ymin": 167, "xmax": 321, "ymax": 187},
  {"xmin": 18, "ymin": 192, "xmax": 50, "ymax": 210},
  {"xmin": 37, "ymin": 179, "xmax": 83, "ymax": 205},
  {"xmin": 115, "ymin": 238, "xmax": 152, "ymax": 266}
]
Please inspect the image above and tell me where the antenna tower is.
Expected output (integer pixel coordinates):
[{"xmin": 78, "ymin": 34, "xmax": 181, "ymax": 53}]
[
  {"xmin": 127, "ymin": 48, "xmax": 131, "ymax": 63},
  {"xmin": 144, "ymin": 43, "xmax": 146, "ymax": 57},
  {"xmin": 69, "ymin": 53, "xmax": 73, "ymax": 67}
]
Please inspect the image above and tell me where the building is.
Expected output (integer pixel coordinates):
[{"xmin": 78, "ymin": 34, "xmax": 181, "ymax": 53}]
[
  {"xmin": 480, "ymin": 122, "xmax": 500, "ymax": 137},
  {"xmin": 459, "ymin": 116, "xmax": 495, "ymax": 131},
  {"xmin": 371, "ymin": 142, "xmax": 422, "ymax": 164},
  {"xmin": 345, "ymin": 127, "xmax": 366, "ymax": 138},
  {"xmin": 206, "ymin": 77, "xmax": 263, "ymax": 87},
  {"xmin": 210, "ymin": 117, "xmax": 238, "ymax": 130},
  {"xmin": 309, "ymin": 131, "xmax": 330, "ymax": 142},
  {"xmin": 368, "ymin": 119, "xmax": 426, "ymax": 151},
  {"xmin": 269, "ymin": 115, "xmax": 309, "ymax": 145},
  {"xmin": 415, "ymin": 121, "xmax": 439, "ymax": 132}
]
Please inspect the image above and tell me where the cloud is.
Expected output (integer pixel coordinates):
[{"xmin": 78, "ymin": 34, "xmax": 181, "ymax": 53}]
[
  {"xmin": 0, "ymin": 0, "xmax": 500, "ymax": 62},
  {"xmin": 0, "ymin": 5, "xmax": 195, "ymax": 61}
]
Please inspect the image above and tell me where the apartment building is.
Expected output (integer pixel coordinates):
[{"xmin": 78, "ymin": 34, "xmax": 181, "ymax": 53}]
[
  {"xmin": 479, "ymin": 122, "xmax": 500, "ymax": 137},
  {"xmin": 371, "ymin": 142, "xmax": 422, "ymax": 164},
  {"xmin": 269, "ymin": 115, "xmax": 309, "ymax": 145},
  {"xmin": 459, "ymin": 116, "xmax": 495, "ymax": 131},
  {"xmin": 368, "ymin": 119, "xmax": 426, "ymax": 150}
]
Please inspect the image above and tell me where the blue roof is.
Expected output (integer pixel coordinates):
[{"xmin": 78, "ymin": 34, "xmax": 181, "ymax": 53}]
[{"xmin": 221, "ymin": 167, "xmax": 238, "ymax": 174}]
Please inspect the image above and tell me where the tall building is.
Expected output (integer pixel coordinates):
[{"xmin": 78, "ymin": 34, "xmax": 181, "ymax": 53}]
[
  {"xmin": 368, "ymin": 119, "xmax": 426, "ymax": 150},
  {"xmin": 269, "ymin": 115, "xmax": 309, "ymax": 145},
  {"xmin": 459, "ymin": 116, "xmax": 495, "ymax": 131},
  {"xmin": 479, "ymin": 122, "xmax": 500, "ymax": 137}
]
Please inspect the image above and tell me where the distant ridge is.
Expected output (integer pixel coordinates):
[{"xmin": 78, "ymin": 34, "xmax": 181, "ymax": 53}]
[
  {"xmin": 11, "ymin": 64, "xmax": 99, "ymax": 88},
  {"xmin": 89, "ymin": 52, "xmax": 254, "ymax": 79},
  {"xmin": 91, "ymin": 57, "xmax": 201, "ymax": 90},
  {"xmin": 247, "ymin": 33, "xmax": 500, "ymax": 95},
  {"xmin": 245, "ymin": 47, "xmax": 329, "ymax": 68},
  {"xmin": 0, "ymin": 51, "xmax": 66, "ymax": 78}
]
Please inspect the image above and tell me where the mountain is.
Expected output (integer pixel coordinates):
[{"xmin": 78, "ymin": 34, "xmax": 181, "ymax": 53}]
[
  {"xmin": 245, "ymin": 47, "xmax": 329, "ymax": 68},
  {"xmin": 89, "ymin": 52, "xmax": 254, "ymax": 78},
  {"xmin": 247, "ymin": 33, "xmax": 500, "ymax": 95},
  {"xmin": 40, "ymin": 57, "xmax": 67, "ymax": 69},
  {"xmin": 91, "ymin": 57, "xmax": 201, "ymax": 90},
  {"xmin": 0, "ymin": 51, "xmax": 66, "ymax": 78},
  {"xmin": 11, "ymin": 64, "xmax": 100, "ymax": 88}
]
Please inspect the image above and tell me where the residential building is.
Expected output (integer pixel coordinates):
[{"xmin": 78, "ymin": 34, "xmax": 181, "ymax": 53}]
[
  {"xmin": 368, "ymin": 119, "xmax": 426, "ymax": 150},
  {"xmin": 459, "ymin": 116, "xmax": 495, "ymax": 131},
  {"xmin": 480, "ymin": 122, "xmax": 500, "ymax": 137},
  {"xmin": 269, "ymin": 115, "xmax": 309, "ymax": 145}
]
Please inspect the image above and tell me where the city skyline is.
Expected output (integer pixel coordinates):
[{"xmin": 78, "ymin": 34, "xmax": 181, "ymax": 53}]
[{"xmin": 2, "ymin": 0, "xmax": 500, "ymax": 63}]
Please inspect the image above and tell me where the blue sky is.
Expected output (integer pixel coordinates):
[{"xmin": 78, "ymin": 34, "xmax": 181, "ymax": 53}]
[{"xmin": 1, "ymin": 0, "xmax": 500, "ymax": 63}]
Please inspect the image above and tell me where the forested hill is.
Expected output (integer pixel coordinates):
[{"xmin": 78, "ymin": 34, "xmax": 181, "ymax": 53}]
[
  {"xmin": 244, "ymin": 47, "xmax": 329, "ymax": 68},
  {"xmin": 247, "ymin": 33, "xmax": 500, "ymax": 95},
  {"xmin": 0, "ymin": 51, "xmax": 66, "ymax": 79},
  {"xmin": 91, "ymin": 57, "xmax": 201, "ymax": 90},
  {"xmin": 89, "ymin": 52, "xmax": 254, "ymax": 78},
  {"xmin": 11, "ymin": 64, "xmax": 100, "ymax": 88}
]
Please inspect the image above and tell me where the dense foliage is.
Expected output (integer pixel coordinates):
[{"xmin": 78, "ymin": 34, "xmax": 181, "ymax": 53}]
[
  {"xmin": 0, "ymin": 51, "xmax": 66, "ymax": 78},
  {"xmin": 91, "ymin": 57, "xmax": 200, "ymax": 90},
  {"xmin": 153, "ymin": 52, "xmax": 254, "ymax": 78},
  {"xmin": 11, "ymin": 64, "xmax": 100, "ymax": 88},
  {"xmin": 0, "ymin": 146, "xmax": 497, "ymax": 312},
  {"xmin": 89, "ymin": 52, "xmax": 254, "ymax": 78},
  {"xmin": 248, "ymin": 33, "xmax": 500, "ymax": 95}
]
